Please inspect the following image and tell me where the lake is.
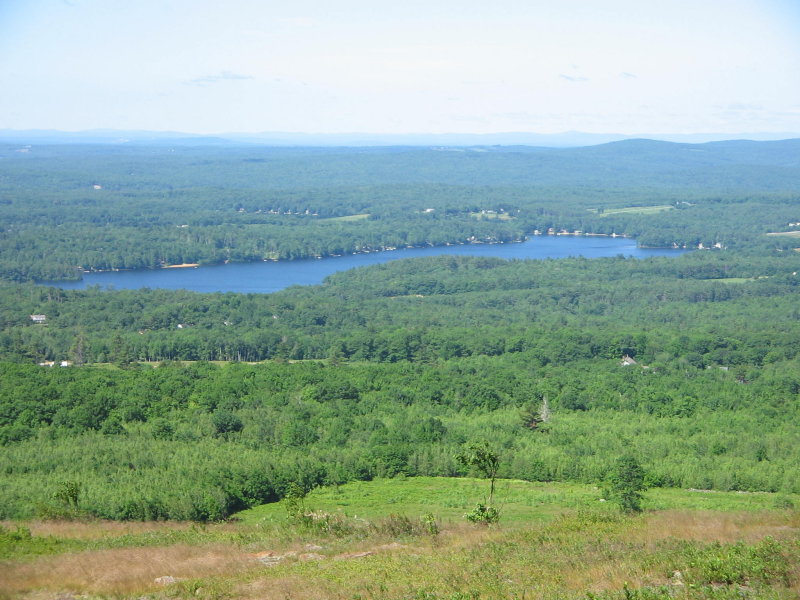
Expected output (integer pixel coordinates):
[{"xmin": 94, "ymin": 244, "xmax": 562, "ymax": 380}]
[{"xmin": 47, "ymin": 236, "xmax": 686, "ymax": 294}]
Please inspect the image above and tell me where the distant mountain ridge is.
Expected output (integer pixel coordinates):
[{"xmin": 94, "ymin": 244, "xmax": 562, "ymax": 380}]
[{"xmin": 0, "ymin": 128, "xmax": 798, "ymax": 147}]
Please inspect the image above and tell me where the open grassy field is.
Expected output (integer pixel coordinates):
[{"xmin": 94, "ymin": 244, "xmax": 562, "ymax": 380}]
[
  {"xmin": 320, "ymin": 213, "xmax": 371, "ymax": 222},
  {"xmin": 705, "ymin": 277, "xmax": 758, "ymax": 284},
  {"xmin": 236, "ymin": 477, "xmax": 795, "ymax": 526},
  {"xmin": 588, "ymin": 205, "xmax": 674, "ymax": 216},
  {"xmin": 469, "ymin": 211, "xmax": 514, "ymax": 220},
  {"xmin": 2, "ymin": 478, "xmax": 799, "ymax": 600},
  {"xmin": 766, "ymin": 231, "xmax": 800, "ymax": 238}
]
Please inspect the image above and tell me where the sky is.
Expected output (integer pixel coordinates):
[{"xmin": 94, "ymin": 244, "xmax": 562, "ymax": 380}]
[{"xmin": 1, "ymin": 0, "xmax": 799, "ymax": 135}]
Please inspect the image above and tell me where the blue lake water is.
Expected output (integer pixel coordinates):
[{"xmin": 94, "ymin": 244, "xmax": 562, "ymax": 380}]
[{"xmin": 47, "ymin": 237, "xmax": 686, "ymax": 294}]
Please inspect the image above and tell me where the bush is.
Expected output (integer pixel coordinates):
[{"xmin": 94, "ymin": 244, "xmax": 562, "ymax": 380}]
[
  {"xmin": 371, "ymin": 513, "xmax": 416, "ymax": 537},
  {"xmin": 676, "ymin": 537, "xmax": 792, "ymax": 587},
  {"xmin": 212, "ymin": 410, "xmax": 243, "ymax": 437},
  {"xmin": 421, "ymin": 512, "xmax": 440, "ymax": 536},
  {"xmin": 464, "ymin": 503, "xmax": 499, "ymax": 525}
]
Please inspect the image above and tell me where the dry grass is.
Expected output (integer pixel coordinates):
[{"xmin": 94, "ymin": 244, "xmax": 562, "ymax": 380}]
[
  {"xmin": 3, "ymin": 510, "xmax": 799, "ymax": 600},
  {"xmin": 630, "ymin": 510, "xmax": 799, "ymax": 545},
  {"xmin": 563, "ymin": 560, "xmax": 657, "ymax": 595},
  {"xmin": 0, "ymin": 543, "xmax": 252, "ymax": 597},
  {"xmin": 231, "ymin": 510, "xmax": 800, "ymax": 600},
  {"xmin": 239, "ymin": 574, "xmax": 340, "ymax": 600},
  {"xmin": 0, "ymin": 519, "xmax": 194, "ymax": 541}
]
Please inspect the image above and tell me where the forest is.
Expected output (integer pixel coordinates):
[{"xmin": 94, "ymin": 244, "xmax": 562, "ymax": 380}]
[
  {"xmin": 1, "ymin": 139, "xmax": 799, "ymax": 522},
  {"xmin": 1, "ymin": 139, "xmax": 799, "ymax": 281}
]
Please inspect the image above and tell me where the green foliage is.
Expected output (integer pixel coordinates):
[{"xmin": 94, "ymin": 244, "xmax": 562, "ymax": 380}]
[
  {"xmin": 150, "ymin": 417, "xmax": 174, "ymax": 440},
  {"xmin": 4, "ymin": 249, "xmax": 800, "ymax": 368},
  {"xmin": 410, "ymin": 591, "xmax": 480, "ymax": 600},
  {"xmin": 0, "ymin": 140, "xmax": 798, "ymax": 282},
  {"xmin": 464, "ymin": 503, "xmax": 500, "ymax": 525},
  {"xmin": 605, "ymin": 455, "xmax": 647, "ymax": 513},
  {"xmin": 674, "ymin": 537, "xmax": 793, "ymax": 587},
  {"xmin": 6, "ymin": 474, "xmax": 797, "ymax": 600},
  {"xmin": 0, "ymin": 524, "xmax": 81, "ymax": 560},
  {"xmin": 370, "ymin": 513, "xmax": 416, "ymax": 537},
  {"xmin": 456, "ymin": 442, "xmax": 503, "ymax": 525},
  {"xmin": 32, "ymin": 481, "xmax": 87, "ymax": 520},
  {"xmin": 53, "ymin": 480, "xmax": 81, "ymax": 508},
  {"xmin": 456, "ymin": 442, "xmax": 501, "ymax": 505},
  {"xmin": 211, "ymin": 409, "xmax": 243, "ymax": 437},
  {"xmin": 773, "ymin": 495, "xmax": 795, "ymax": 510},
  {"xmin": 1, "ymin": 141, "xmax": 800, "ymax": 522},
  {"xmin": 0, "ymin": 350, "xmax": 799, "ymax": 520},
  {"xmin": 421, "ymin": 512, "xmax": 440, "ymax": 536},
  {"xmin": 584, "ymin": 585, "xmax": 675, "ymax": 600},
  {"xmin": 283, "ymin": 482, "xmax": 308, "ymax": 523}
]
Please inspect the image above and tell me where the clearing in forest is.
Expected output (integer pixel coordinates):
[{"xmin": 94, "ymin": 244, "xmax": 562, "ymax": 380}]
[
  {"xmin": 589, "ymin": 205, "xmax": 674, "ymax": 216},
  {"xmin": 319, "ymin": 213, "xmax": 370, "ymax": 222}
]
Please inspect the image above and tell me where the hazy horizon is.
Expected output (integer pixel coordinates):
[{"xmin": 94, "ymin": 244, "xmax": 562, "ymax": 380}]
[
  {"xmin": 1, "ymin": 127, "xmax": 798, "ymax": 149},
  {"xmin": 3, "ymin": 126, "xmax": 800, "ymax": 138},
  {"xmin": 1, "ymin": 1, "xmax": 799, "ymax": 136}
]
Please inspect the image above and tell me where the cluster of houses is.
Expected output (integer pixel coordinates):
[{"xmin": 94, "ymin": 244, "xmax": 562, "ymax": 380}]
[
  {"xmin": 531, "ymin": 228, "xmax": 629, "ymax": 237},
  {"xmin": 30, "ymin": 314, "xmax": 74, "ymax": 367},
  {"xmin": 238, "ymin": 207, "xmax": 320, "ymax": 216}
]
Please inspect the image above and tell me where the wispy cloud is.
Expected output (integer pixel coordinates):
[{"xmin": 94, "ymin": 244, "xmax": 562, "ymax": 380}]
[
  {"xmin": 277, "ymin": 17, "xmax": 315, "ymax": 28},
  {"xmin": 560, "ymin": 74, "xmax": 588, "ymax": 82},
  {"xmin": 185, "ymin": 71, "xmax": 253, "ymax": 86},
  {"xmin": 452, "ymin": 115, "xmax": 489, "ymax": 123},
  {"xmin": 620, "ymin": 72, "xmax": 638, "ymax": 79},
  {"xmin": 493, "ymin": 112, "xmax": 537, "ymax": 120},
  {"xmin": 726, "ymin": 102, "xmax": 763, "ymax": 111}
]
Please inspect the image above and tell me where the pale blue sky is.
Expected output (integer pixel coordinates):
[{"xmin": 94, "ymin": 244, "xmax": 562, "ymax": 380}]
[{"xmin": 1, "ymin": 0, "xmax": 799, "ymax": 134}]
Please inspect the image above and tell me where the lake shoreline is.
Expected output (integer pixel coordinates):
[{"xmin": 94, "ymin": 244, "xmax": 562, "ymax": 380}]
[
  {"xmin": 56, "ymin": 232, "xmax": 680, "ymax": 283},
  {"xmin": 41, "ymin": 236, "xmax": 688, "ymax": 295}
]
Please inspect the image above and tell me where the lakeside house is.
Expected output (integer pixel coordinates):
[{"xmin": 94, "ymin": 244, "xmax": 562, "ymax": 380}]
[{"xmin": 38, "ymin": 360, "xmax": 73, "ymax": 367}]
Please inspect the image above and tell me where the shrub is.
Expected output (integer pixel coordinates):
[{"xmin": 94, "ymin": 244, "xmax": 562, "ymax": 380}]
[
  {"xmin": 212, "ymin": 410, "xmax": 243, "ymax": 437},
  {"xmin": 464, "ymin": 503, "xmax": 500, "ymax": 525},
  {"xmin": 371, "ymin": 513, "xmax": 416, "ymax": 537},
  {"xmin": 674, "ymin": 537, "xmax": 792, "ymax": 587},
  {"xmin": 421, "ymin": 512, "xmax": 440, "ymax": 536}
]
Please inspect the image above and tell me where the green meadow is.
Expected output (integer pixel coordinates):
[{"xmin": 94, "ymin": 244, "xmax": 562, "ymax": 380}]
[
  {"xmin": 235, "ymin": 477, "xmax": 795, "ymax": 525},
  {"xmin": 3, "ymin": 477, "xmax": 799, "ymax": 599},
  {"xmin": 589, "ymin": 205, "xmax": 675, "ymax": 216}
]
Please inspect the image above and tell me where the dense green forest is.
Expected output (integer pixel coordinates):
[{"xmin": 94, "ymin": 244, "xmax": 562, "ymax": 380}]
[
  {"xmin": 1, "ymin": 139, "xmax": 799, "ymax": 521},
  {"xmin": 1, "ymin": 140, "xmax": 799, "ymax": 281}
]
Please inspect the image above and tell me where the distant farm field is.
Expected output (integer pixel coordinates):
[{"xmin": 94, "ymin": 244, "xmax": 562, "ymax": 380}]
[
  {"xmin": 589, "ymin": 205, "xmax": 674, "ymax": 216},
  {"xmin": 320, "ymin": 213, "xmax": 370, "ymax": 222},
  {"xmin": 469, "ymin": 211, "xmax": 514, "ymax": 220},
  {"xmin": 767, "ymin": 230, "xmax": 800, "ymax": 237}
]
